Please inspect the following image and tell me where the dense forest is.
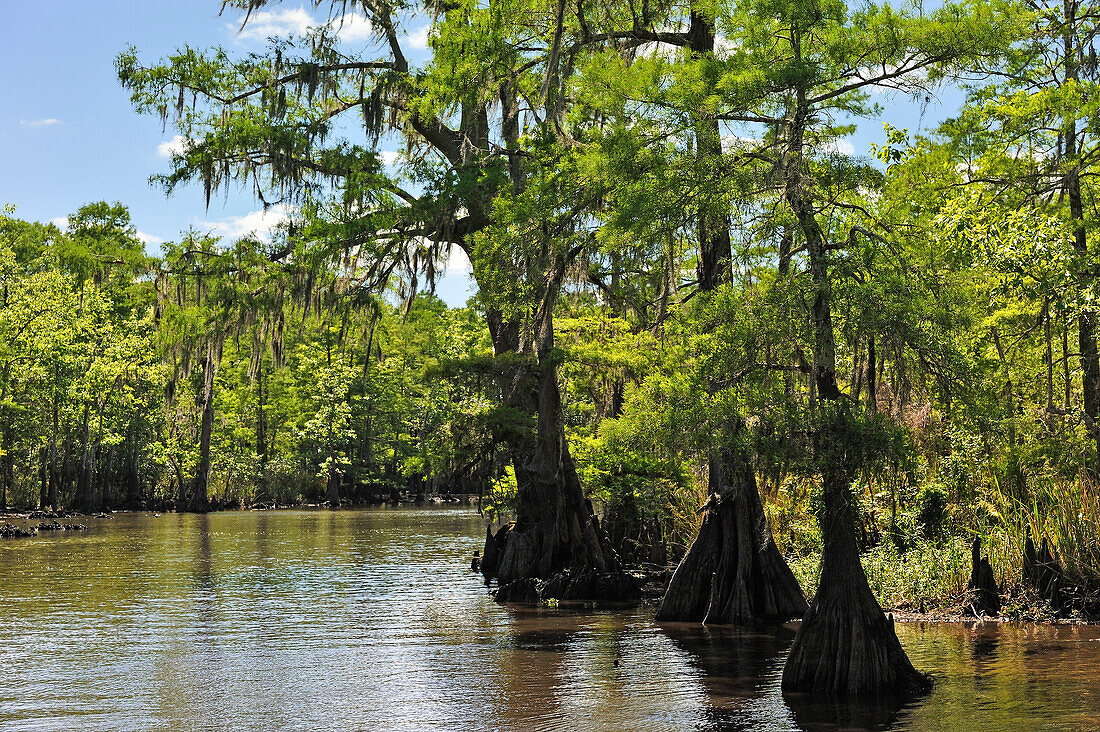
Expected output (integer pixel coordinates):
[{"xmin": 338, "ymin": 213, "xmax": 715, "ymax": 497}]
[{"xmin": 5, "ymin": 0, "xmax": 1100, "ymax": 695}]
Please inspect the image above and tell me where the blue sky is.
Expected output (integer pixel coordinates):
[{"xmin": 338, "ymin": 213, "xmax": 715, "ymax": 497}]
[{"xmin": 1, "ymin": 2, "xmax": 963, "ymax": 307}]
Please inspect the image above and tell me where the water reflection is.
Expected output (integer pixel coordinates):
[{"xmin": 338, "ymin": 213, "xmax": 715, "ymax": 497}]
[{"xmin": 1, "ymin": 508, "xmax": 1099, "ymax": 731}]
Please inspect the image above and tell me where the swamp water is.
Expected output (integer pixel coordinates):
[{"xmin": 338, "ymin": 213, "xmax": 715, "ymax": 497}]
[{"xmin": 0, "ymin": 507, "xmax": 1098, "ymax": 731}]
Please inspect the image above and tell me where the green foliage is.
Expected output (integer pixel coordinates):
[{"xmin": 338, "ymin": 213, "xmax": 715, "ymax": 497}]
[
  {"xmin": 482, "ymin": 466, "xmax": 517, "ymax": 523},
  {"xmin": 916, "ymin": 483, "xmax": 950, "ymax": 538},
  {"xmin": 0, "ymin": 0, "xmax": 1070, "ymax": 618}
]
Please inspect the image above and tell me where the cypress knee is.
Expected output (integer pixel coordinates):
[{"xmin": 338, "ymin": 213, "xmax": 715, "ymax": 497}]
[{"xmin": 967, "ymin": 536, "xmax": 1000, "ymax": 617}]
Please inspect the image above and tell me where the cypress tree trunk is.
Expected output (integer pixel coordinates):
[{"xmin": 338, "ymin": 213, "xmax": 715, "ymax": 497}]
[
  {"xmin": 127, "ymin": 448, "xmax": 142, "ymax": 508},
  {"xmin": 484, "ymin": 306, "xmax": 628, "ymax": 602},
  {"xmin": 124, "ymin": 419, "xmax": 142, "ymax": 508},
  {"xmin": 468, "ymin": 85, "xmax": 629, "ymax": 601},
  {"xmin": 256, "ymin": 356, "xmax": 268, "ymax": 501},
  {"xmin": 189, "ymin": 342, "xmax": 217, "ymax": 513},
  {"xmin": 658, "ymin": 10, "xmax": 803, "ymax": 625},
  {"xmin": 0, "ymin": 426, "xmax": 9, "ymax": 511},
  {"xmin": 781, "ymin": 464, "xmax": 927, "ymax": 694},
  {"xmin": 39, "ymin": 447, "xmax": 48, "ymax": 509},
  {"xmin": 780, "ymin": 86, "xmax": 926, "ymax": 695},
  {"xmin": 1061, "ymin": 5, "xmax": 1100, "ymax": 475},
  {"xmin": 77, "ymin": 405, "xmax": 94, "ymax": 511},
  {"xmin": 657, "ymin": 447, "xmax": 806, "ymax": 624}
]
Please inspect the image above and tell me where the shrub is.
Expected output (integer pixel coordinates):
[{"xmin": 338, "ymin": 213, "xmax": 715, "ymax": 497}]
[{"xmin": 916, "ymin": 483, "xmax": 949, "ymax": 538}]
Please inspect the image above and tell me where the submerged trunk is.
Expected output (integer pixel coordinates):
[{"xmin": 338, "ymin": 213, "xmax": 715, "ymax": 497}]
[
  {"xmin": 781, "ymin": 466, "xmax": 929, "ymax": 694},
  {"xmin": 657, "ymin": 447, "xmax": 806, "ymax": 624},
  {"xmin": 484, "ymin": 309, "xmax": 630, "ymax": 602},
  {"xmin": 781, "ymin": 85, "xmax": 926, "ymax": 695}
]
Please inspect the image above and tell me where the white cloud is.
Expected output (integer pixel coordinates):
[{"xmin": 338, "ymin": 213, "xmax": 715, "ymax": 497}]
[
  {"xmin": 157, "ymin": 134, "xmax": 192, "ymax": 158},
  {"xmin": 636, "ymin": 40, "xmax": 682, "ymax": 62},
  {"xmin": 233, "ymin": 7, "xmax": 314, "ymax": 40},
  {"xmin": 50, "ymin": 216, "xmax": 68, "ymax": 230},
  {"xmin": 714, "ymin": 34, "xmax": 738, "ymax": 60},
  {"xmin": 443, "ymin": 246, "xmax": 471, "ymax": 275},
  {"xmin": 403, "ymin": 24, "xmax": 430, "ymax": 50},
  {"xmin": 379, "ymin": 149, "xmax": 401, "ymax": 166},
  {"xmin": 136, "ymin": 230, "xmax": 165, "ymax": 246},
  {"xmin": 21, "ymin": 118, "xmax": 62, "ymax": 127},
  {"xmin": 232, "ymin": 7, "xmax": 372, "ymax": 42},
  {"xmin": 721, "ymin": 134, "xmax": 759, "ymax": 153},
  {"xmin": 824, "ymin": 139, "xmax": 856, "ymax": 157},
  {"xmin": 327, "ymin": 12, "xmax": 373, "ymax": 42},
  {"xmin": 194, "ymin": 204, "xmax": 293, "ymax": 241},
  {"xmin": 857, "ymin": 64, "xmax": 929, "ymax": 95}
]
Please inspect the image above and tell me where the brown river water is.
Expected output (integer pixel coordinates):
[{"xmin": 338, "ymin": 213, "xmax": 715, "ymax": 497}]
[{"xmin": 1, "ymin": 507, "xmax": 1098, "ymax": 731}]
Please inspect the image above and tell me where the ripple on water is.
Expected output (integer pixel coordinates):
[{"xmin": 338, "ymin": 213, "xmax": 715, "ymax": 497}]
[{"xmin": 1, "ymin": 507, "xmax": 1099, "ymax": 731}]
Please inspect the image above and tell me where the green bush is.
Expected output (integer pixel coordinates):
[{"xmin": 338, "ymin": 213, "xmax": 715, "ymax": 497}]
[{"xmin": 916, "ymin": 483, "xmax": 949, "ymax": 538}]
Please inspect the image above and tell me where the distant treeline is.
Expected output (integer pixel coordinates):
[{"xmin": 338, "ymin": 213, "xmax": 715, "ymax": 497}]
[{"xmin": 0, "ymin": 202, "xmax": 501, "ymax": 513}]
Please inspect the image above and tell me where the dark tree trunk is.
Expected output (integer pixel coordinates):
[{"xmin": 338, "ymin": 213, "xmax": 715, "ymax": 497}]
[
  {"xmin": 1062, "ymin": 19, "xmax": 1100, "ymax": 474},
  {"xmin": 256, "ymin": 356, "xmax": 268, "ymax": 500},
  {"xmin": 324, "ymin": 335, "xmax": 341, "ymax": 507},
  {"xmin": 867, "ymin": 335, "xmax": 878, "ymax": 413},
  {"xmin": 189, "ymin": 342, "xmax": 217, "ymax": 513},
  {"xmin": 482, "ymin": 305, "xmax": 629, "ymax": 601},
  {"xmin": 1024, "ymin": 531, "xmax": 1070, "ymax": 612},
  {"xmin": 657, "ymin": 9, "xmax": 802, "ymax": 625},
  {"xmin": 0, "ymin": 428, "xmax": 9, "ymax": 511},
  {"xmin": 657, "ymin": 448, "xmax": 806, "ymax": 624},
  {"xmin": 48, "ymin": 371, "xmax": 60, "ymax": 509},
  {"xmin": 967, "ymin": 536, "xmax": 1000, "ymax": 617},
  {"xmin": 77, "ymin": 405, "xmax": 93, "ymax": 511},
  {"xmin": 127, "ymin": 448, "xmax": 142, "ymax": 508},
  {"xmin": 782, "ymin": 466, "xmax": 929, "ymax": 694},
  {"xmin": 463, "ymin": 81, "xmax": 628, "ymax": 601},
  {"xmin": 689, "ymin": 10, "xmax": 732, "ymax": 294},
  {"xmin": 491, "ymin": 313, "xmax": 614, "ymax": 585},
  {"xmin": 780, "ymin": 86, "xmax": 926, "ymax": 695},
  {"xmin": 125, "ymin": 419, "xmax": 142, "ymax": 508},
  {"xmin": 39, "ymin": 446, "xmax": 48, "ymax": 509}
]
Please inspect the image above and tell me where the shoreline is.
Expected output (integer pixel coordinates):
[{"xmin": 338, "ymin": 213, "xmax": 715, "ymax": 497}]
[{"xmin": 4, "ymin": 505, "xmax": 1097, "ymax": 627}]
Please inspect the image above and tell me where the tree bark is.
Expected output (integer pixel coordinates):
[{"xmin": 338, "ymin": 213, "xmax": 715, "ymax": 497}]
[
  {"xmin": 782, "ymin": 464, "xmax": 929, "ymax": 694},
  {"xmin": 780, "ymin": 80, "xmax": 926, "ymax": 694},
  {"xmin": 1062, "ymin": 4, "xmax": 1100, "ymax": 474},
  {"xmin": 125, "ymin": 419, "xmax": 142, "ymax": 508},
  {"xmin": 189, "ymin": 341, "xmax": 217, "ymax": 513},
  {"xmin": 867, "ymin": 335, "xmax": 877, "ymax": 413},
  {"xmin": 967, "ymin": 536, "xmax": 1001, "ymax": 616},
  {"xmin": 690, "ymin": 10, "xmax": 732, "ymax": 294},
  {"xmin": 39, "ymin": 446, "xmax": 48, "ymax": 509},
  {"xmin": 77, "ymin": 404, "xmax": 95, "ymax": 512},
  {"xmin": 489, "ymin": 306, "xmax": 616, "ymax": 593},
  {"xmin": 657, "ymin": 9, "xmax": 803, "ymax": 625},
  {"xmin": 48, "ymin": 386, "xmax": 59, "ymax": 509},
  {"xmin": 657, "ymin": 447, "xmax": 806, "ymax": 624}
]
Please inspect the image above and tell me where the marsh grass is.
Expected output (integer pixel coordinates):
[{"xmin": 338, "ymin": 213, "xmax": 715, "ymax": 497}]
[
  {"xmin": 789, "ymin": 538, "xmax": 970, "ymax": 610},
  {"xmin": 978, "ymin": 472, "xmax": 1100, "ymax": 598}
]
